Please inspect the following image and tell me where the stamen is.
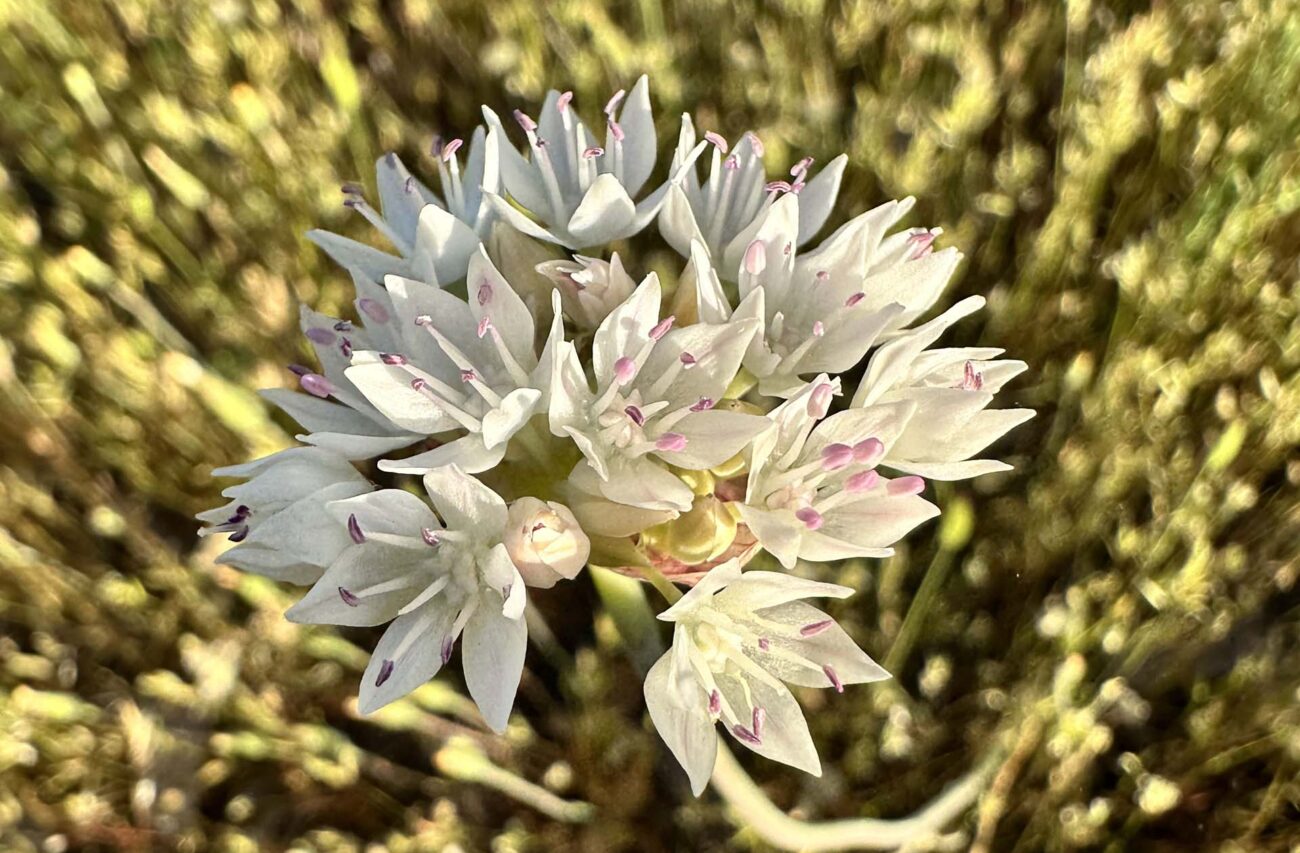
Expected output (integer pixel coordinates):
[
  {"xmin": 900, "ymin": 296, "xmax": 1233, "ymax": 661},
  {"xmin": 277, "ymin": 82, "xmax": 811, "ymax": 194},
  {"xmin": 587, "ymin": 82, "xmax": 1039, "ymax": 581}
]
[
  {"xmin": 359, "ymin": 297, "xmax": 390, "ymax": 323},
  {"xmin": 731, "ymin": 724, "xmax": 762, "ymax": 746},
  {"xmin": 807, "ymin": 382, "xmax": 834, "ymax": 418},
  {"xmin": 582, "ymin": 146, "xmax": 604, "ymax": 158},
  {"xmin": 287, "ymin": 364, "xmax": 311, "ymax": 377},
  {"xmin": 299, "ymin": 373, "xmax": 333, "ymax": 398},
  {"xmin": 846, "ymin": 470, "xmax": 879, "ymax": 493},
  {"xmin": 795, "ymin": 507, "xmax": 824, "ymax": 530},
  {"xmin": 960, "ymin": 360, "xmax": 984, "ymax": 391},
  {"xmin": 376, "ymin": 659, "xmax": 395, "ymax": 686},
  {"xmin": 333, "ymin": 320, "xmax": 353, "ymax": 332},
  {"xmin": 347, "ymin": 514, "xmax": 366, "ymax": 544},
  {"xmin": 649, "ymin": 315, "xmax": 675, "ymax": 341},
  {"xmin": 440, "ymin": 635, "xmax": 455, "ymax": 664},
  {"xmin": 752, "ymin": 706, "xmax": 766, "ymax": 738},
  {"xmin": 513, "ymin": 109, "xmax": 537, "ymax": 132},
  {"xmin": 791, "ymin": 156, "xmax": 814, "ymax": 177},
  {"xmin": 823, "ymin": 664, "xmax": 844, "ymax": 693},
  {"xmin": 607, "ymin": 119, "xmax": 625, "ymax": 142},
  {"xmin": 460, "ymin": 369, "xmax": 477, "ymax": 384},
  {"xmin": 603, "ymin": 89, "xmax": 626, "ymax": 115},
  {"xmin": 852, "ymin": 438, "xmax": 884, "ymax": 465},
  {"xmin": 556, "ymin": 90, "xmax": 573, "ymax": 111},
  {"xmin": 430, "ymin": 135, "xmax": 443, "ymax": 158},
  {"xmin": 800, "ymin": 619, "xmax": 834, "ymax": 637},
  {"xmin": 745, "ymin": 131, "xmax": 765, "ymax": 157},
  {"xmin": 845, "ymin": 292, "xmax": 865, "ymax": 308},
  {"xmin": 820, "ymin": 444, "xmax": 853, "ymax": 471},
  {"xmin": 339, "ymin": 338, "xmax": 352, "ymax": 358},
  {"xmin": 339, "ymin": 587, "xmax": 361, "ymax": 607},
  {"xmin": 305, "ymin": 327, "xmax": 336, "ymax": 345},
  {"xmin": 679, "ymin": 351, "xmax": 697, "ymax": 368},
  {"xmin": 228, "ymin": 527, "xmax": 249, "ymax": 542},
  {"xmin": 441, "ymin": 138, "xmax": 463, "ymax": 161},
  {"xmin": 724, "ymin": 154, "xmax": 740, "ymax": 171},
  {"xmin": 743, "ymin": 240, "xmax": 767, "ymax": 275},
  {"xmin": 404, "ymin": 176, "xmax": 415, "ymax": 194},
  {"xmin": 907, "ymin": 229, "xmax": 937, "ymax": 259},
  {"xmin": 477, "ymin": 316, "xmax": 492, "ymax": 338},
  {"xmin": 765, "ymin": 180, "xmax": 792, "ymax": 194},
  {"xmin": 341, "ymin": 182, "xmax": 365, "ymax": 197},
  {"xmin": 421, "ymin": 527, "xmax": 442, "ymax": 547},
  {"xmin": 887, "ymin": 476, "xmax": 925, "ymax": 496},
  {"xmin": 689, "ymin": 397, "xmax": 715, "ymax": 412},
  {"xmin": 812, "ymin": 320, "xmax": 825, "ymax": 337},
  {"xmin": 624, "ymin": 405, "xmax": 646, "ymax": 426},
  {"xmin": 704, "ymin": 131, "xmax": 729, "ymax": 153},
  {"xmin": 613, "ymin": 357, "xmax": 636, "ymax": 384},
  {"xmin": 708, "ymin": 690, "xmax": 722, "ymax": 718},
  {"xmin": 758, "ymin": 637, "xmax": 770, "ymax": 651},
  {"xmin": 655, "ymin": 433, "xmax": 687, "ymax": 452},
  {"xmin": 380, "ymin": 353, "xmax": 408, "ymax": 365},
  {"xmin": 815, "ymin": 270, "xmax": 830, "ymax": 282}
]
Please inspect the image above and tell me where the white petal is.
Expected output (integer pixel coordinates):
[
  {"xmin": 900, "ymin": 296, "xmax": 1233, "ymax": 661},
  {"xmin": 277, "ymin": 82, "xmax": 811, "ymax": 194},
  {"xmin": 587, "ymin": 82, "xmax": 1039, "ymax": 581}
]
[
  {"xmin": 378, "ymin": 436, "xmax": 507, "ymax": 476},
  {"xmin": 734, "ymin": 504, "xmax": 803, "ymax": 570},
  {"xmin": 421, "ymin": 464, "xmax": 508, "ymax": 531},
  {"xmin": 659, "ymin": 183, "xmax": 707, "ymax": 257},
  {"xmin": 382, "ymin": 276, "xmax": 465, "ymax": 386},
  {"xmin": 563, "ymin": 462, "xmax": 677, "ymax": 537},
  {"xmin": 481, "ymin": 108, "xmax": 549, "ymax": 214},
  {"xmin": 375, "ymin": 153, "xmax": 426, "ymax": 247},
  {"xmin": 220, "ymin": 451, "xmax": 367, "ymax": 507},
  {"xmin": 286, "ymin": 543, "xmax": 428, "ymax": 627},
  {"xmin": 467, "ymin": 247, "xmax": 536, "ymax": 370},
  {"xmin": 483, "ymin": 191, "xmax": 566, "ymax": 245},
  {"xmin": 734, "ymin": 193, "xmax": 799, "ymax": 305},
  {"xmin": 597, "ymin": 455, "xmax": 694, "ymax": 513},
  {"xmin": 260, "ymin": 388, "xmax": 393, "ymax": 438},
  {"xmin": 799, "ymin": 400, "xmax": 917, "ymax": 464},
  {"xmin": 549, "ymin": 341, "xmax": 594, "ymax": 435},
  {"xmin": 462, "ymin": 598, "xmax": 528, "ymax": 732},
  {"xmin": 852, "ymin": 296, "xmax": 985, "ymax": 408},
  {"xmin": 653, "ymin": 410, "xmax": 771, "ymax": 470},
  {"xmin": 657, "ymin": 559, "xmax": 743, "ymax": 622},
  {"xmin": 715, "ymin": 571, "xmax": 854, "ymax": 612},
  {"xmin": 566, "ymin": 174, "xmax": 637, "ymax": 247},
  {"xmin": 344, "ymin": 357, "xmax": 460, "ymax": 435},
  {"xmin": 616, "ymin": 76, "xmax": 657, "ymax": 196},
  {"xmin": 715, "ymin": 669, "xmax": 820, "ymax": 775},
  {"xmin": 634, "ymin": 319, "xmax": 757, "ymax": 409},
  {"xmin": 307, "ymin": 229, "xmax": 407, "ymax": 282},
  {"xmin": 591, "ymin": 274, "xmax": 661, "ymax": 383},
  {"xmin": 685, "ymin": 239, "xmax": 731, "ymax": 323},
  {"xmin": 795, "ymin": 154, "xmax": 847, "ymax": 245},
  {"xmin": 413, "ymin": 203, "xmax": 481, "ymax": 284},
  {"xmin": 644, "ymin": 638, "xmax": 718, "ymax": 796},
  {"xmin": 795, "ymin": 302, "xmax": 905, "ymax": 377},
  {"xmin": 885, "ymin": 458, "xmax": 1013, "ymax": 480},
  {"xmin": 820, "ymin": 491, "xmax": 940, "ymax": 549},
  {"xmin": 481, "ymin": 388, "xmax": 542, "ymax": 449},
  {"xmin": 358, "ymin": 600, "xmax": 461, "ymax": 714},
  {"xmin": 237, "ymin": 481, "xmax": 372, "ymax": 568},
  {"xmin": 300, "ymin": 430, "xmax": 422, "ymax": 459},
  {"xmin": 861, "ymin": 247, "xmax": 963, "ymax": 330},
  {"xmin": 349, "ymin": 267, "xmax": 406, "ymax": 354},
  {"xmin": 324, "ymin": 488, "xmax": 439, "ymax": 546},
  {"xmin": 747, "ymin": 600, "xmax": 890, "ymax": 688}
]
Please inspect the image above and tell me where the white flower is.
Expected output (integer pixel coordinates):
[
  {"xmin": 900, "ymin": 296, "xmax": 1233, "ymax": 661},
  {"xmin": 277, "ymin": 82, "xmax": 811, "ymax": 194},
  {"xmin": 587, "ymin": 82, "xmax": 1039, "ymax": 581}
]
[
  {"xmin": 659, "ymin": 119, "xmax": 847, "ymax": 263},
  {"xmin": 341, "ymin": 247, "xmax": 563, "ymax": 475},
  {"xmin": 504, "ymin": 497, "xmax": 591, "ymax": 588},
  {"xmin": 735, "ymin": 377, "xmax": 940, "ymax": 569},
  {"xmin": 850, "ymin": 296, "xmax": 1035, "ymax": 480},
  {"xmin": 534, "ymin": 252, "xmax": 637, "ymax": 330},
  {"xmin": 198, "ymin": 447, "xmax": 373, "ymax": 584},
  {"xmin": 481, "ymin": 77, "xmax": 706, "ymax": 248},
  {"xmin": 286, "ymin": 466, "xmax": 561, "ymax": 727},
  {"xmin": 686, "ymin": 192, "xmax": 962, "ymax": 396},
  {"xmin": 548, "ymin": 273, "xmax": 770, "ymax": 512},
  {"xmin": 645, "ymin": 560, "xmax": 889, "ymax": 794},
  {"xmin": 308, "ymin": 131, "xmax": 497, "ymax": 286}
]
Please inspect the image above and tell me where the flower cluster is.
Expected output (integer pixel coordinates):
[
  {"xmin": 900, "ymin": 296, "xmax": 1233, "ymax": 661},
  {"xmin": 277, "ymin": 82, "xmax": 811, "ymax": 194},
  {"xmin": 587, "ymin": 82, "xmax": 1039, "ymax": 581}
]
[{"xmin": 203, "ymin": 78, "xmax": 1031, "ymax": 791}]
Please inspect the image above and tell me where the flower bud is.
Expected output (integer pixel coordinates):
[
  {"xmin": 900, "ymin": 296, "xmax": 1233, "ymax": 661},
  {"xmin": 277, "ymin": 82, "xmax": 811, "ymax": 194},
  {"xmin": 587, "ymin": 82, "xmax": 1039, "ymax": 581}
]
[
  {"xmin": 505, "ymin": 498, "xmax": 591, "ymax": 588},
  {"xmin": 535, "ymin": 253, "xmax": 637, "ymax": 329}
]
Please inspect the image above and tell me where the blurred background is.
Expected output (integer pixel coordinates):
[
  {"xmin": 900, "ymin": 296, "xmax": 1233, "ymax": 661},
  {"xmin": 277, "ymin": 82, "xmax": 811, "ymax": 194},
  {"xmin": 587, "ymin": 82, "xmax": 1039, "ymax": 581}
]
[{"xmin": 2, "ymin": 0, "xmax": 1298, "ymax": 850}]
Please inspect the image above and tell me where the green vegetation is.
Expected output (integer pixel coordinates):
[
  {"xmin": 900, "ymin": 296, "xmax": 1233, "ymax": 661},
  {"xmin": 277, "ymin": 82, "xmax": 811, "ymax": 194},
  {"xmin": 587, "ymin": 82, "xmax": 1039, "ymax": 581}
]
[{"xmin": 1, "ymin": 0, "xmax": 1297, "ymax": 849}]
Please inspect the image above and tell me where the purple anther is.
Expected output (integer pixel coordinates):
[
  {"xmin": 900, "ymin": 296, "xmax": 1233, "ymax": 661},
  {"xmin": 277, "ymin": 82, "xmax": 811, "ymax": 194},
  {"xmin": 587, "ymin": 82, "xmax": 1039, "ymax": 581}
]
[
  {"xmin": 690, "ymin": 397, "xmax": 715, "ymax": 412},
  {"xmin": 845, "ymin": 292, "xmax": 866, "ymax": 308},
  {"xmin": 556, "ymin": 90, "xmax": 573, "ymax": 111},
  {"xmin": 384, "ymin": 152, "xmax": 398, "ymax": 168},
  {"xmin": 743, "ymin": 240, "xmax": 767, "ymax": 275},
  {"xmin": 582, "ymin": 146, "xmax": 605, "ymax": 159},
  {"xmin": 624, "ymin": 405, "xmax": 646, "ymax": 426},
  {"xmin": 380, "ymin": 353, "xmax": 408, "ymax": 365},
  {"xmin": 783, "ymin": 241, "xmax": 793, "ymax": 256},
  {"xmin": 613, "ymin": 357, "xmax": 636, "ymax": 384},
  {"xmin": 430, "ymin": 135, "xmax": 444, "ymax": 158},
  {"xmin": 376, "ymin": 659, "xmax": 395, "ymax": 687},
  {"xmin": 421, "ymin": 527, "xmax": 441, "ymax": 547},
  {"xmin": 228, "ymin": 526, "xmax": 249, "ymax": 542},
  {"xmin": 410, "ymin": 377, "xmax": 428, "ymax": 392},
  {"xmin": 513, "ymin": 109, "xmax": 537, "ymax": 132},
  {"xmin": 339, "ymin": 587, "xmax": 361, "ymax": 607},
  {"xmin": 807, "ymin": 382, "xmax": 834, "ymax": 418},
  {"xmin": 852, "ymin": 438, "xmax": 884, "ymax": 465},
  {"xmin": 765, "ymin": 180, "xmax": 792, "ymax": 194},
  {"xmin": 477, "ymin": 316, "xmax": 492, "ymax": 338},
  {"xmin": 812, "ymin": 320, "xmax": 825, "ymax": 337},
  {"xmin": 339, "ymin": 338, "xmax": 353, "ymax": 358},
  {"xmin": 795, "ymin": 507, "xmax": 824, "ymax": 530},
  {"xmin": 476, "ymin": 282, "xmax": 493, "ymax": 306},
  {"xmin": 708, "ymin": 690, "xmax": 722, "ymax": 717},
  {"xmin": 846, "ymin": 470, "xmax": 879, "ymax": 493},
  {"xmin": 404, "ymin": 175, "xmax": 415, "ymax": 194},
  {"xmin": 907, "ymin": 229, "xmax": 937, "ymax": 259},
  {"xmin": 441, "ymin": 138, "xmax": 463, "ymax": 161},
  {"xmin": 604, "ymin": 89, "xmax": 626, "ymax": 116},
  {"xmin": 607, "ymin": 119, "xmax": 625, "ymax": 142},
  {"xmin": 758, "ymin": 637, "xmax": 770, "ymax": 651},
  {"xmin": 961, "ymin": 361, "xmax": 984, "ymax": 391},
  {"xmin": 287, "ymin": 363, "xmax": 311, "ymax": 377},
  {"xmin": 333, "ymin": 320, "xmax": 353, "ymax": 332},
  {"xmin": 655, "ymin": 432, "xmax": 688, "ymax": 453},
  {"xmin": 823, "ymin": 664, "xmax": 844, "ymax": 693},
  {"xmin": 752, "ymin": 706, "xmax": 766, "ymax": 738},
  {"xmin": 299, "ymin": 373, "xmax": 333, "ymax": 398},
  {"xmin": 229, "ymin": 505, "xmax": 251, "ymax": 522},
  {"xmin": 821, "ymin": 443, "xmax": 854, "ymax": 471},
  {"xmin": 791, "ymin": 156, "xmax": 814, "ymax": 177},
  {"xmin": 815, "ymin": 270, "xmax": 830, "ymax": 282},
  {"xmin": 745, "ymin": 131, "xmax": 765, "ymax": 157},
  {"xmin": 347, "ymin": 514, "xmax": 365, "ymax": 544},
  {"xmin": 887, "ymin": 476, "xmax": 925, "ymax": 496},
  {"xmin": 731, "ymin": 724, "xmax": 762, "ymax": 746},
  {"xmin": 440, "ymin": 635, "xmax": 455, "ymax": 664},
  {"xmin": 414, "ymin": 314, "xmax": 433, "ymax": 327},
  {"xmin": 649, "ymin": 315, "xmax": 675, "ymax": 341},
  {"xmin": 724, "ymin": 154, "xmax": 740, "ymax": 171},
  {"xmin": 340, "ymin": 182, "xmax": 364, "ymax": 196},
  {"xmin": 800, "ymin": 619, "xmax": 834, "ymax": 637},
  {"xmin": 359, "ymin": 297, "xmax": 390, "ymax": 323},
  {"xmin": 460, "ymin": 369, "xmax": 477, "ymax": 384}
]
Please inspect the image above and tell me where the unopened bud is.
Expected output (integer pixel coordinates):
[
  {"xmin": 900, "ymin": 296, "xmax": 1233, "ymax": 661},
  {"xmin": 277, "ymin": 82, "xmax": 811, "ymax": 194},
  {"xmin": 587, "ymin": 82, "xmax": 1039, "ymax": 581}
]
[{"xmin": 504, "ymin": 498, "xmax": 590, "ymax": 589}]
